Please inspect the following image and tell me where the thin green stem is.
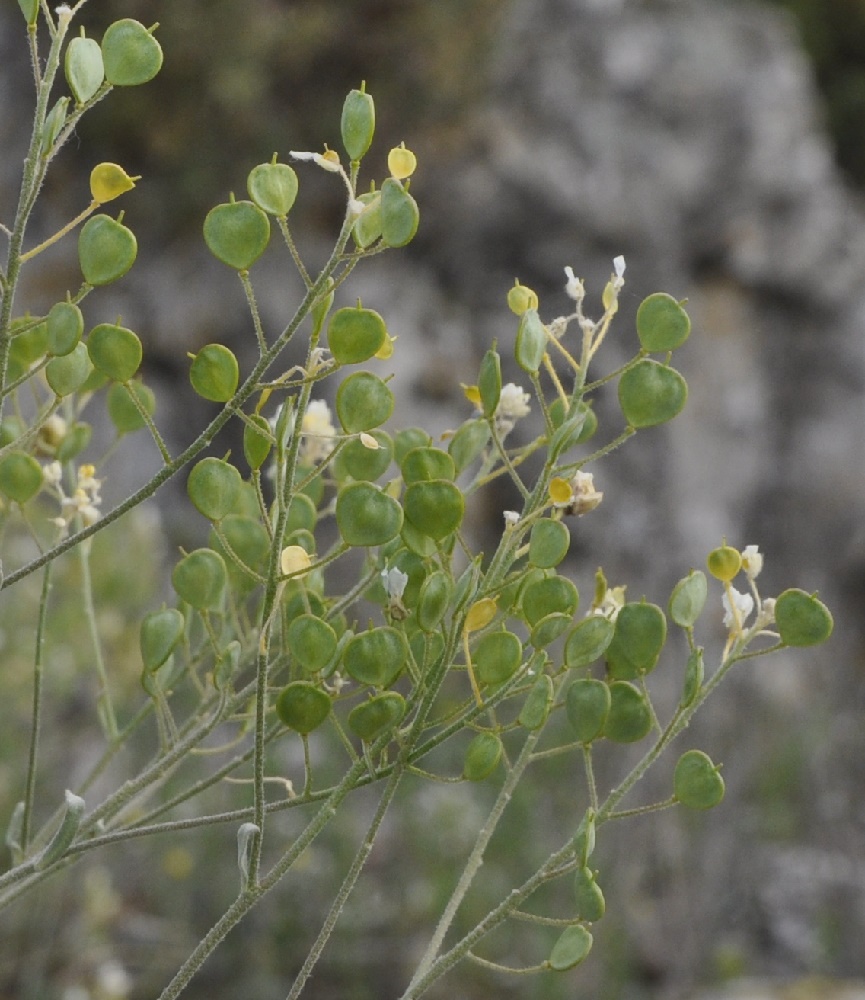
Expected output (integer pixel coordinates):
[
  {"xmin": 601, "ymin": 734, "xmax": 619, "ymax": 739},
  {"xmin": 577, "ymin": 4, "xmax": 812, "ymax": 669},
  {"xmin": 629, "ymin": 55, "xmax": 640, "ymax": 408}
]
[
  {"xmin": 21, "ymin": 563, "xmax": 52, "ymax": 850},
  {"xmin": 78, "ymin": 537, "xmax": 118, "ymax": 739}
]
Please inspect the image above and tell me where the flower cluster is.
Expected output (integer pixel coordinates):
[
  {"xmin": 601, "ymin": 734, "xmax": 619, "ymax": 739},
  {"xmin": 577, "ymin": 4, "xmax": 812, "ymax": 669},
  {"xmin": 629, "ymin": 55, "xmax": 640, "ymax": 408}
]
[{"xmin": 43, "ymin": 462, "xmax": 102, "ymax": 532}]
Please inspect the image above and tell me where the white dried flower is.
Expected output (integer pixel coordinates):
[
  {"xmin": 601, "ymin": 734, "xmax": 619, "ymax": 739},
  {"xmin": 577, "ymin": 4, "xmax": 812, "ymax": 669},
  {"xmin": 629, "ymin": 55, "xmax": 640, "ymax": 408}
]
[
  {"xmin": 494, "ymin": 382, "xmax": 531, "ymax": 436},
  {"xmin": 722, "ymin": 587, "xmax": 754, "ymax": 631},
  {"xmin": 299, "ymin": 399, "xmax": 336, "ymax": 464},
  {"xmin": 564, "ymin": 266, "xmax": 585, "ymax": 302},
  {"xmin": 741, "ymin": 544, "xmax": 763, "ymax": 581}
]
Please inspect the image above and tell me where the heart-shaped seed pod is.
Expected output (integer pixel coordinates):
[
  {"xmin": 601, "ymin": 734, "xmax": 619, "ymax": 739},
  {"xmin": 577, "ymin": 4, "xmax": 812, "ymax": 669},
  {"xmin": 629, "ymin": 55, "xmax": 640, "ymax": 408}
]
[
  {"xmin": 668, "ymin": 569, "xmax": 708, "ymax": 628},
  {"xmin": 171, "ymin": 548, "xmax": 227, "ymax": 610},
  {"xmin": 574, "ymin": 866, "xmax": 606, "ymax": 923},
  {"xmin": 348, "ymin": 692, "xmax": 406, "ymax": 743},
  {"xmin": 706, "ymin": 541, "xmax": 741, "ymax": 582},
  {"xmin": 403, "ymin": 479, "xmax": 464, "ymax": 541},
  {"xmin": 635, "ymin": 292, "xmax": 691, "ymax": 352},
  {"xmin": 341, "ymin": 626, "xmax": 407, "ymax": 688},
  {"xmin": 774, "ymin": 588, "xmax": 834, "ymax": 646},
  {"xmin": 379, "ymin": 177, "xmax": 419, "ymax": 248},
  {"xmin": 530, "ymin": 612, "xmax": 572, "ymax": 649},
  {"xmin": 341, "ymin": 84, "xmax": 376, "ymax": 161},
  {"xmin": 506, "ymin": 280, "xmax": 539, "ymax": 316},
  {"xmin": 203, "ymin": 199, "xmax": 270, "ymax": 270},
  {"xmin": 518, "ymin": 672, "xmax": 554, "ymax": 730},
  {"xmin": 275, "ymin": 681, "xmax": 331, "ymax": 735},
  {"xmin": 335, "ymin": 481, "xmax": 403, "ymax": 547},
  {"xmin": 46, "ymin": 301, "xmax": 84, "ymax": 357},
  {"xmin": 393, "ymin": 427, "xmax": 432, "ymax": 465},
  {"xmin": 515, "ymin": 308, "xmax": 547, "ymax": 374},
  {"xmin": 473, "ymin": 630, "xmax": 523, "ymax": 687},
  {"xmin": 618, "ymin": 359, "xmax": 687, "ymax": 428},
  {"xmin": 328, "ymin": 305, "xmax": 387, "ymax": 366},
  {"xmin": 447, "ymin": 419, "xmax": 490, "ymax": 475},
  {"xmin": 46, "ymin": 342, "xmax": 93, "ymax": 397},
  {"xmin": 401, "ymin": 446, "xmax": 455, "ymax": 484},
  {"xmin": 522, "ymin": 575, "xmax": 579, "ymax": 627},
  {"xmin": 674, "ymin": 749, "xmax": 725, "ymax": 809},
  {"xmin": 462, "ymin": 731, "xmax": 503, "ymax": 781},
  {"xmin": 140, "ymin": 608, "xmax": 185, "ymax": 672},
  {"xmin": 604, "ymin": 680, "xmax": 652, "ymax": 743},
  {"xmin": 189, "ymin": 344, "xmax": 239, "ymax": 403},
  {"xmin": 286, "ymin": 614, "xmax": 338, "ymax": 675},
  {"xmin": 332, "ymin": 430, "xmax": 392, "ymax": 483},
  {"xmin": 0, "ymin": 451, "xmax": 43, "ymax": 504},
  {"xmin": 107, "ymin": 380, "xmax": 155, "ymax": 435},
  {"xmin": 417, "ymin": 570, "xmax": 453, "ymax": 633},
  {"xmin": 565, "ymin": 678, "xmax": 611, "ymax": 744},
  {"xmin": 528, "ymin": 519, "xmax": 570, "ymax": 569},
  {"xmin": 247, "ymin": 160, "xmax": 298, "ymax": 216},
  {"xmin": 548, "ymin": 925, "xmax": 593, "ymax": 971},
  {"xmin": 336, "ymin": 371, "xmax": 394, "ymax": 433},
  {"xmin": 605, "ymin": 601, "xmax": 667, "ymax": 680},
  {"xmin": 101, "ymin": 19, "xmax": 163, "ymax": 86},
  {"xmin": 89, "ymin": 162, "xmax": 138, "ymax": 204},
  {"xmin": 78, "ymin": 214, "xmax": 137, "ymax": 286},
  {"xmin": 186, "ymin": 457, "xmax": 242, "ymax": 523},
  {"xmin": 87, "ymin": 322, "xmax": 142, "ymax": 382},
  {"xmin": 65, "ymin": 32, "xmax": 105, "ymax": 105}
]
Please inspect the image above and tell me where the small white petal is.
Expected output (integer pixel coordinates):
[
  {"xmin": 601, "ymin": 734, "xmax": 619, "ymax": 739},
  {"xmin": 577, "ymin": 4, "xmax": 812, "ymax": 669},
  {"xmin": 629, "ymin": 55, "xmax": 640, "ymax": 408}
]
[{"xmin": 613, "ymin": 255, "xmax": 626, "ymax": 278}]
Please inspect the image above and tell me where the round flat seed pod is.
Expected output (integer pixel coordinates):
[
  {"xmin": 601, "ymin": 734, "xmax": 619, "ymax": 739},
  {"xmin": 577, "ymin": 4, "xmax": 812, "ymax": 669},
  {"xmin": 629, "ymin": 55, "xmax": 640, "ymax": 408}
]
[
  {"xmin": 403, "ymin": 479, "xmax": 464, "ymax": 540},
  {"xmin": 101, "ymin": 19, "xmax": 163, "ymax": 86},
  {"xmin": 668, "ymin": 570, "xmax": 708, "ymax": 628},
  {"xmin": 574, "ymin": 866, "xmax": 606, "ymax": 922},
  {"xmin": 393, "ymin": 427, "xmax": 432, "ymax": 466},
  {"xmin": 518, "ymin": 673, "xmax": 554, "ymax": 730},
  {"xmin": 78, "ymin": 214, "xmax": 137, "ymax": 286},
  {"xmin": 342, "ymin": 627, "xmax": 407, "ymax": 688},
  {"xmin": 417, "ymin": 570, "xmax": 453, "ymax": 633},
  {"xmin": 335, "ymin": 481, "xmax": 403, "ymax": 547},
  {"xmin": 189, "ymin": 344, "xmax": 239, "ymax": 403},
  {"xmin": 530, "ymin": 612, "xmax": 572, "ymax": 649},
  {"xmin": 203, "ymin": 200, "xmax": 270, "ymax": 270},
  {"xmin": 336, "ymin": 371, "xmax": 394, "ymax": 433},
  {"xmin": 548, "ymin": 925, "xmax": 593, "ymax": 972},
  {"xmin": 209, "ymin": 515, "xmax": 270, "ymax": 591},
  {"xmin": 774, "ymin": 588, "xmax": 834, "ymax": 646},
  {"xmin": 341, "ymin": 85, "xmax": 375, "ymax": 161},
  {"xmin": 474, "ymin": 630, "xmax": 523, "ymax": 687},
  {"xmin": 400, "ymin": 446, "xmax": 455, "ymax": 484},
  {"xmin": 522, "ymin": 575, "xmax": 578, "ymax": 627},
  {"xmin": 87, "ymin": 322, "xmax": 142, "ymax": 382},
  {"xmin": 276, "ymin": 681, "xmax": 331, "ymax": 734},
  {"xmin": 140, "ymin": 608, "xmax": 184, "ymax": 672},
  {"xmin": 46, "ymin": 301, "xmax": 84, "ymax": 356},
  {"xmin": 380, "ymin": 177, "xmax": 419, "ymax": 247},
  {"xmin": 636, "ymin": 292, "xmax": 691, "ymax": 352},
  {"xmin": 565, "ymin": 678, "xmax": 611, "ymax": 744},
  {"xmin": 348, "ymin": 692, "xmax": 406, "ymax": 743},
  {"xmin": 528, "ymin": 519, "xmax": 570, "ymax": 568},
  {"xmin": 247, "ymin": 161, "xmax": 298, "ymax": 216},
  {"xmin": 56, "ymin": 422, "xmax": 92, "ymax": 462},
  {"xmin": 604, "ymin": 681, "xmax": 652, "ymax": 743},
  {"xmin": 171, "ymin": 548, "xmax": 227, "ymax": 610},
  {"xmin": 605, "ymin": 602, "xmax": 666, "ymax": 680},
  {"xmin": 447, "ymin": 419, "xmax": 490, "ymax": 475},
  {"xmin": 462, "ymin": 731, "xmax": 503, "ymax": 781},
  {"xmin": 243, "ymin": 413, "xmax": 272, "ymax": 470},
  {"xmin": 187, "ymin": 457, "xmax": 242, "ymax": 523},
  {"xmin": 46, "ymin": 342, "xmax": 93, "ymax": 396},
  {"xmin": 618, "ymin": 359, "xmax": 687, "ymax": 428},
  {"xmin": 707, "ymin": 542, "xmax": 741, "ymax": 582},
  {"xmin": 66, "ymin": 33, "xmax": 105, "ymax": 104},
  {"xmin": 333, "ymin": 430, "xmax": 392, "ymax": 482},
  {"xmin": 328, "ymin": 306, "xmax": 387, "ymax": 365},
  {"xmin": 515, "ymin": 307, "xmax": 547, "ymax": 374},
  {"xmin": 0, "ymin": 451, "xmax": 43, "ymax": 503},
  {"xmin": 352, "ymin": 191, "xmax": 382, "ymax": 248},
  {"xmin": 107, "ymin": 379, "xmax": 155, "ymax": 434},
  {"xmin": 287, "ymin": 614, "xmax": 337, "ymax": 675},
  {"xmin": 674, "ymin": 749, "xmax": 725, "ymax": 810}
]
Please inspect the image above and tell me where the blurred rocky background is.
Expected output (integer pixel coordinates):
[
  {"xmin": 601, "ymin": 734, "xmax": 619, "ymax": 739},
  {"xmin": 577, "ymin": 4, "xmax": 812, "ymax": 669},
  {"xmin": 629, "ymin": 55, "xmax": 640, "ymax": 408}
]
[{"xmin": 1, "ymin": 0, "xmax": 864, "ymax": 998}]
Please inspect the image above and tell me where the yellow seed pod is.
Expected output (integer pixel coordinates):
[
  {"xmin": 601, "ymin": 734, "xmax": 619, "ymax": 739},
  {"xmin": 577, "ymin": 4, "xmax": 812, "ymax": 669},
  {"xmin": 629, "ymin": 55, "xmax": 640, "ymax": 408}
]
[
  {"xmin": 375, "ymin": 334, "xmax": 396, "ymax": 360},
  {"xmin": 706, "ymin": 540, "xmax": 742, "ymax": 582},
  {"xmin": 549, "ymin": 477, "xmax": 573, "ymax": 505},
  {"xmin": 387, "ymin": 143, "xmax": 417, "ymax": 180},
  {"xmin": 464, "ymin": 597, "xmax": 497, "ymax": 634},
  {"xmin": 90, "ymin": 162, "xmax": 140, "ymax": 204},
  {"xmin": 280, "ymin": 545, "xmax": 311, "ymax": 577},
  {"xmin": 601, "ymin": 280, "xmax": 620, "ymax": 313},
  {"xmin": 507, "ymin": 280, "xmax": 539, "ymax": 316},
  {"xmin": 461, "ymin": 384, "xmax": 482, "ymax": 406}
]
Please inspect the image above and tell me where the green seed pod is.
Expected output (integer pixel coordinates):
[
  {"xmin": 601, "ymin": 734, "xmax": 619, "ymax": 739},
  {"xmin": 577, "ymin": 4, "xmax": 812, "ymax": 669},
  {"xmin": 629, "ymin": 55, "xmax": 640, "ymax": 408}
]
[
  {"xmin": 474, "ymin": 630, "xmax": 523, "ymax": 687},
  {"xmin": 341, "ymin": 83, "xmax": 376, "ymax": 161},
  {"xmin": 674, "ymin": 749, "xmax": 725, "ymax": 810},
  {"xmin": 574, "ymin": 866, "xmax": 606, "ymax": 922},
  {"xmin": 636, "ymin": 292, "xmax": 691, "ymax": 352},
  {"xmin": 447, "ymin": 419, "xmax": 490, "ymax": 475},
  {"xmin": 669, "ymin": 570, "xmax": 708, "ymax": 628},
  {"xmin": 203, "ymin": 199, "xmax": 270, "ymax": 270},
  {"xmin": 348, "ymin": 692, "xmax": 407, "ymax": 743},
  {"xmin": 46, "ymin": 342, "xmax": 93, "ymax": 397},
  {"xmin": 478, "ymin": 347, "xmax": 502, "ymax": 419},
  {"xmin": 328, "ymin": 305, "xmax": 387, "ymax": 366},
  {"xmin": 286, "ymin": 493, "xmax": 317, "ymax": 534},
  {"xmin": 210, "ymin": 515, "xmax": 270, "ymax": 591},
  {"xmin": 46, "ymin": 301, "xmax": 84, "ymax": 357},
  {"xmin": 522, "ymin": 575, "xmax": 579, "ymax": 627},
  {"xmin": 775, "ymin": 588, "xmax": 834, "ymax": 646},
  {"xmin": 528, "ymin": 519, "xmax": 570, "ymax": 569},
  {"xmin": 618, "ymin": 359, "xmax": 688, "ymax": 428},
  {"xmin": 380, "ymin": 176, "xmax": 419, "ymax": 248},
  {"xmin": 352, "ymin": 190, "xmax": 383, "ymax": 249},
  {"xmin": 336, "ymin": 371, "xmax": 394, "ymax": 433},
  {"xmin": 680, "ymin": 646, "xmax": 704, "ymax": 708},
  {"xmin": 341, "ymin": 626, "xmax": 407, "ymax": 687},
  {"xmin": 604, "ymin": 680, "xmax": 652, "ymax": 743},
  {"xmin": 400, "ymin": 446, "xmax": 455, "ymax": 484},
  {"xmin": 548, "ymin": 397, "xmax": 597, "ymax": 450},
  {"xmin": 34, "ymin": 791, "xmax": 85, "ymax": 871},
  {"xmin": 393, "ymin": 427, "xmax": 431, "ymax": 466},
  {"xmin": 65, "ymin": 31, "xmax": 105, "ymax": 105},
  {"xmin": 573, "ymin": 808, "xmax": 596, "ymax": 867},
  {"xmin": 463, "ymin": 731, "xmax": 503, "ymax": 781},
  {"xmin": 333, "ymin": 430, "xmax": 392, "ymax": 482},
  {"xmin": 706, "ymin": 540, "xmax": 741, "ymax": 582},
  {"xmin": 186, "ymin": 457, "xmax": 242, "ymax": 523},
  {"xmin": 0, "ymin": 418, "xmax": 24, "ymax": 448},
  {"xmin": 605, "ymin": 601, "xmax": 667, "ymax": 680},
  {"xmin": 403, "ymin": 479, "xmax": 465, "ymax": 540},
  {"xmin": 189, "ymin": 344, "xmax": 239, "ymax": 402},
  {"xmin": 56, "ymin": 422, "xmax": 92, "ymax": 462},
  {"xmin": 515, "ymin": 308, "xmax": 547, "ymax": 374},
  {"xmin": 287, "ymin": 614, "xmax": 338, "ymax": 675},
  {"xmin": 565, "ymin": 678, "xmax": 611, "ymax": 744},
  {"xmin": 518, "ymin": 672, "xmax": 554, "ymax": 730},
  {"xmin": 0, "ymin": 451, "xmax": 43, "ymax": 503},
  {"xmin": 530, "ymin": 612, "xmax": 572, "ymax": 649},
  {"xmin": 101, "ymin": 19, "xmax": 163, "ymax": 86},
  {"xmin": 106, "ymin": 380, "xmax": 155, "ymax": 435},
  {"xmin": 171, "ymin": 548, "xmax": 227, "ymax": 610},
  {"xmin": 87, "ymin": 322, "xmax": 142, "ymax": 382},
  {"xmin": 140, "ymin": 607, "xmax": 185, "ymax": 672},
  {"xmin": 78, "ymin": 214, "xmax": 137, "ymax": 286},
  {"xmin": 275, "ymin": 681, "xmax": 331, "ymax": 734},
  {"xmin": 548, "ymin": 924, "xmax": 593, "ymax": 972},
  {"xmin": 417, "ymin": 570, "xmax": 453, "ymax": 633},
  {"xmin": 335, "ymin": 481, "xmax": 403, "ymax": 547},
  {"xmin": 242, "ymin": 413, "xmax": 272, "ymax": 471},
  {"xmin": 247, "ymin": 160, "xmax": 298, "ymax": 217},
  {"xmin": 18, "ymin": 0, "xmax": 38, "ymax": 26},
  {"xmin": 41, "ymin": 97, "xmax": 69, "ymax": 156}
]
